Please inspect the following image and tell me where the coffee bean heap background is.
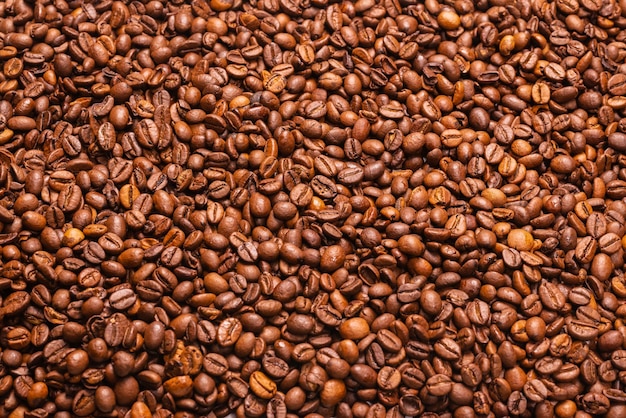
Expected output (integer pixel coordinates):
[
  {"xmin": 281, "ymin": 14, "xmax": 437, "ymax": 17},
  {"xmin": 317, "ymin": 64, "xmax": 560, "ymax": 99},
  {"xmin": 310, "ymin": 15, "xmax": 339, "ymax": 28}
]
[{"xmin": 2, "ymin": 0, "xmax": 626, "ymax": 417}]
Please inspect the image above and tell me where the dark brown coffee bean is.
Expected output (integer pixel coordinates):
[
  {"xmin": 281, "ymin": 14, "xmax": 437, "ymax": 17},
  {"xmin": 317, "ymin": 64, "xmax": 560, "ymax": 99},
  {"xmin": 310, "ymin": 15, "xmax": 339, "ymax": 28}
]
[
  {"xmin": 73, "ymin": 390, "xmax": 96, "ymax": 417},
  {"xmin": 377, "ymin": 366, "xmax": 402, "ymax": 391},
  {"xmin": 426, "ymin": 374, "xmax": 453, "ymax": 396},
  {"xmin": 310, "ymin": 175, "xmax": 337, "ymax": 199},
  {"xmin": 203, "ymin": 352, "xmax": 229, "ymax": 376},
  {"xmin": 337, "ymin": 167, "xmax": 364, "ymax": 186},
  {"xmin": 2, "ymin": 291, "xmax": 30, "ymax": 316},
  {"xmin": 225, "ymin": 372, "xmax": 249, "ymax": 398},
  {"xmin": 109, "ymin": 288, "xmax": 137, "ymax": 310},
  {"xmin": 263, "ymin": 355, "xmax": 290, "ymax": 379},
  {"xmin": 434, "ymin": 338, "xmax": 462, "ymax": 361}
]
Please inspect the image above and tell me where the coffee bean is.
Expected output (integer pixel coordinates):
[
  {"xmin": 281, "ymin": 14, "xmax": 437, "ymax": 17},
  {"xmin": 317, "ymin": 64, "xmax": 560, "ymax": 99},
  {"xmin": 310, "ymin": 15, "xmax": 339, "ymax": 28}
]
[
  {"xmin": 249, "ymin": 370, "xmax": 277, "ymax": 399},
  {"xmin": 109, "ymin": 288, "xmax": 137, "ymax": 310},
  {"xmin": 338, "ymin": 318, "xmax": 370, "ymax": 340},
  {"xmin": 568, "ymin": 320, "xmax": 599, "ymax": 340},
  {"xmin": 434, "ymin": 338, "xmax": 462, "ymax": 361},
  {"xmin": 163, "ymin": 375, "xmax": 193, "ymax": 398},
  {"xmin": 94, "ymin": 386, "xmax": 116, "ymax": 413},
  {"xmin": 426, "ymin": 374, "xmax": 453, "ymax": 396},
  {"xmin": 1, "ymin": 290, "xmax": 30, "ymax": 319},
  {"xmin": 217, "ymin": 317, "xmax": 242, "ymax": 346},
  {"xmin": 73, "ymin": 390, "xmax": 96, "ymax": 417}
]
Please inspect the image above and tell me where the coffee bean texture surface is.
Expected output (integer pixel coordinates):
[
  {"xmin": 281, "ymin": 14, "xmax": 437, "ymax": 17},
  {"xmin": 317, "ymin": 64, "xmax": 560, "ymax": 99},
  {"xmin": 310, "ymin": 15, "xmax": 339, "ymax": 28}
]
[{"xmin": 1, "ymin": 0, "xmax": 626, "ymax": 417}]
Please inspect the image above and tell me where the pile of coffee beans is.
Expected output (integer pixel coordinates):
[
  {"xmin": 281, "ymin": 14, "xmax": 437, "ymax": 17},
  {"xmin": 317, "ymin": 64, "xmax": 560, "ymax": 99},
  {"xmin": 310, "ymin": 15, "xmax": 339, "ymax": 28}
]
[{"xmin": 2, "ymin": 0, "xmax": 626, "ymax": 417}]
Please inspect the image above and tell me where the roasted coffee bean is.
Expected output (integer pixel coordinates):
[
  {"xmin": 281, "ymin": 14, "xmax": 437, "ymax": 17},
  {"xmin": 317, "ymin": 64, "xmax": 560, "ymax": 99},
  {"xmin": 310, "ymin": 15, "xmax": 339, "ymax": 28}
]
[
  {"xmin": 203, "ymin": 352, "xmax": 229, "ymax": 376},
  {"xmin": 109, "ymin": 288, "xmax": 137, "ymax": 310},
  {"xmin": 1, "ymin": 1, "xmax": 626, "ymax": 417},
  {"xmin": 249, "ymin": 370, "xmax": 277, "ymax": 399},
  {"xmin": 73, "ymin": 390, "xmax": 96, "ymax": 417}
]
